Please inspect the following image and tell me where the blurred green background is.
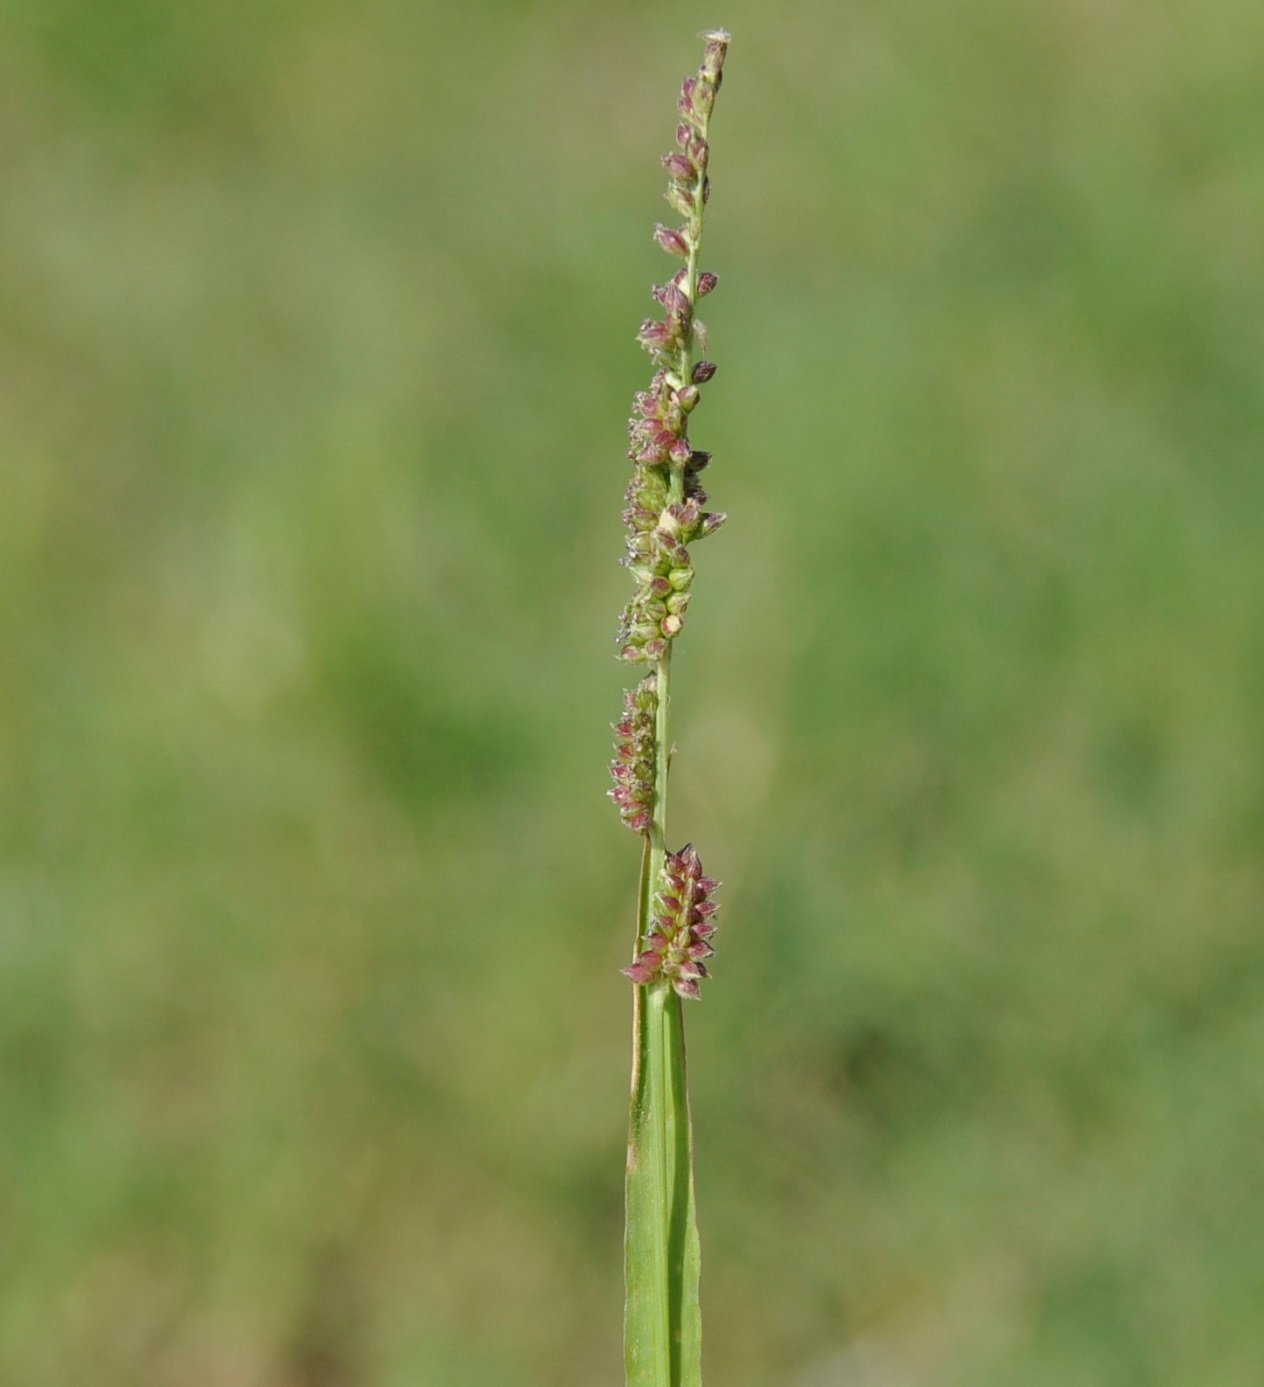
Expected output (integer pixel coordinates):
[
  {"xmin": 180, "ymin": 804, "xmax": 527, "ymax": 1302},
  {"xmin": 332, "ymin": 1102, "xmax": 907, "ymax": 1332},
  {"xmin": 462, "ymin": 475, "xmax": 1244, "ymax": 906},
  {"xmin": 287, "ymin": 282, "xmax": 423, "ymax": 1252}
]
[{"xmin": 3, "ymin": 0, "xmax": 1264, "ymax": 1383}]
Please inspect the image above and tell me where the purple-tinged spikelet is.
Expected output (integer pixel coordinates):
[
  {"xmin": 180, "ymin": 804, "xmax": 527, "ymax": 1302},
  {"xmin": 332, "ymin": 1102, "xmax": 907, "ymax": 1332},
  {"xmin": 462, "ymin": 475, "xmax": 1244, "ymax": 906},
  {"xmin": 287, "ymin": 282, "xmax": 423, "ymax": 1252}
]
[
  {"xmin": 623, "ymin": 844, "xmax": 720, "ymax": 999},
  {"xmin": 652, "ymin": 224, "xmax": 690, "ymax": 259},
  {"xmin": 609, "ymin": 678, "xmax": 657, "ymax": 833}
]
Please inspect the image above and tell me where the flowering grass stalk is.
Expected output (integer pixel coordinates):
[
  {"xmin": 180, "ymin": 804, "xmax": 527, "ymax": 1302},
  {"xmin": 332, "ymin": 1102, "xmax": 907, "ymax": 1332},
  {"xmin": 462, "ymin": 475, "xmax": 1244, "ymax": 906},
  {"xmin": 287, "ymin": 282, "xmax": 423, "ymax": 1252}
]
[{"xmin": 608, "ymin": 30, "xmax": 730, "ymax": 1387}]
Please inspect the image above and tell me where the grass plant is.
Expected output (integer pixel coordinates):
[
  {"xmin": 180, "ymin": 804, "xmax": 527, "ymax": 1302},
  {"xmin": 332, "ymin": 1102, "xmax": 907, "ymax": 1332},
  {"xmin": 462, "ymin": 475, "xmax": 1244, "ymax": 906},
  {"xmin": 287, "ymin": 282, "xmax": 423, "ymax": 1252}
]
[
  {"xmin": 608, "ymin": 31, "xmax": 730, "ymax": 1387},
  {"xmin": 7, "ymin": 3, "xmax": 1264, "ymax": 1382}
]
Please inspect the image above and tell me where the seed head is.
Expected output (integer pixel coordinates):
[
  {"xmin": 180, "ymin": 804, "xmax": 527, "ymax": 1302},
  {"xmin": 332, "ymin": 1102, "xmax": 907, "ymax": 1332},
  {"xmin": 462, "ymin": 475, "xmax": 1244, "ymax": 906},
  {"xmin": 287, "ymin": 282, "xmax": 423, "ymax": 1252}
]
[
  {"xmin": 622, "ymin": 844, "xmax": 721, "ymax": 998},
  {"xmin": 615, "ymin": 32, "xmax": 728, "ymax": 663},
  {"xmin": 609, "ymin": 679, "xmax": 657, "ymax": 834}
]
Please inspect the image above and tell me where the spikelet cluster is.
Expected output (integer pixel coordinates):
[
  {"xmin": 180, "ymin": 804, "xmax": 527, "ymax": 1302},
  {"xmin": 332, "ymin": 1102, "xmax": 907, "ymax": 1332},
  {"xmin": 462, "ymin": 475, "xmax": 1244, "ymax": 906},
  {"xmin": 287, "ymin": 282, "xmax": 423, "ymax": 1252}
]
[
  {"xmin": 608, "ymin": 677, "xmax": 656, "ymax": 833},
  {"xmin": 616, "ymin": 30, "xmax": 729, "ymax": 665},
  {"xmin": 622, "ymin": 845, "xmax": 720, "ymax": 999}
]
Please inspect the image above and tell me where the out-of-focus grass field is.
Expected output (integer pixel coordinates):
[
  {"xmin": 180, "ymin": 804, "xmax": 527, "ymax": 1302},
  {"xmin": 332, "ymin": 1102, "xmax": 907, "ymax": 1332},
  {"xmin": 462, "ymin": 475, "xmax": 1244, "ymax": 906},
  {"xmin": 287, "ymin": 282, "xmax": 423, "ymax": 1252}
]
[{"xmin": 3, "ymin": 0, "xmax": 1264, "ymax": 1383}]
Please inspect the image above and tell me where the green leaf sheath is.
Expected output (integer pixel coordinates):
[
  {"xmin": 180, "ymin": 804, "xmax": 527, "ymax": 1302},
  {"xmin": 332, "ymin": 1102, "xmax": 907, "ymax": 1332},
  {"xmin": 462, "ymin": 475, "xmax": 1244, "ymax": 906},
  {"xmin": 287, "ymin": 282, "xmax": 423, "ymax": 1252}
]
[{"xmin": 625, "ymin": 980, "xmax": 701, "ymax": 1387}]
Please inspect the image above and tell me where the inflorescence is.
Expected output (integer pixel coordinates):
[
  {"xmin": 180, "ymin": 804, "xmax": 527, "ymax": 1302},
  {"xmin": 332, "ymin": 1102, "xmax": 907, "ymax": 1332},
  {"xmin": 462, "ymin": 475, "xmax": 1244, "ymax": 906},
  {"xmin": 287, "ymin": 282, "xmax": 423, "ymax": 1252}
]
[
  {"xmin": 622, "ymin": 845, "xmax": 720, "ymax": 1000},
  {"xmin": 610, "ymin": 31, "xmax": 729, "ymax": 997},
  {"xmin": 609, "ymin": 677, "xmax": 657, "ymax": 834},
  {"xmin": 615, "ymin": 31, "xmax": 729, "ymax": 666}
]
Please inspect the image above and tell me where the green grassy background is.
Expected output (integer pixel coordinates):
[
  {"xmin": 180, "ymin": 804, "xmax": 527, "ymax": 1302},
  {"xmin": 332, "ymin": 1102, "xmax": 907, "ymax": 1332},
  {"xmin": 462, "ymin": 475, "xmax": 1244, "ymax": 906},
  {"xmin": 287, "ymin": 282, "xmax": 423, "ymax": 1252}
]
[{"xmin": 4, "ymin": 1, "xmax": 1264, "ymax": 1383}]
